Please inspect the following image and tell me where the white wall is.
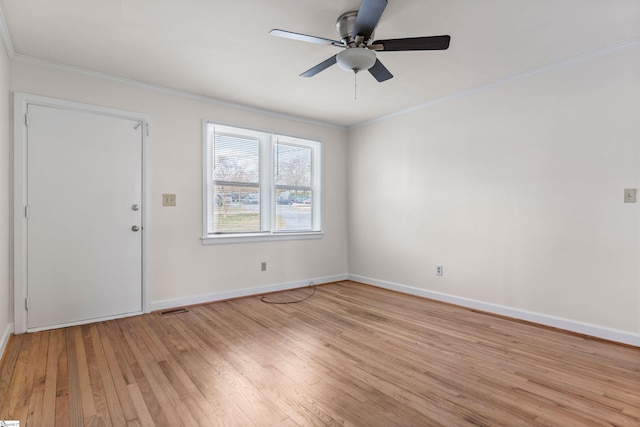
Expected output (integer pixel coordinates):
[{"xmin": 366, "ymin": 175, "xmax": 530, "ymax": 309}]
[
  {"xmin": 348, "ymin": 46, "xmax": 640, "ymax": 340},
  {"xmin": 6, "ymin": 44, "xmax": 640, "ymax": 345},
  {"xmin": 0, "ymin": 39, "xmax": 10, "ymax": 353},
  {"xmin": 10, "ymin": 61, "xmax": 348, "ymax": 308}
]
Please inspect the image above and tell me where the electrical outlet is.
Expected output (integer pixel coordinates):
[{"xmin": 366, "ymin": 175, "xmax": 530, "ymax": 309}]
[
  {"xmin": 261, "ymin": 262, "xmax": 267, "ymax": 272},
  {"xmin": 162, "ymin": 193, "xmax": 176, "ymax": 206},
  {"xmin": 436, "ymin": 265, "xmax": 443, "ymax": 276},
  {"xmin": 624, "ymin": 188, "xmax": 636, "ymax": 203}
]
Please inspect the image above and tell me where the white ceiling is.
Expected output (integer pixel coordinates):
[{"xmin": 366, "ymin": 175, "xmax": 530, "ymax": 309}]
[{"xmin": 1, "ymin": 0, "xmax": 639, "ymax": 127}]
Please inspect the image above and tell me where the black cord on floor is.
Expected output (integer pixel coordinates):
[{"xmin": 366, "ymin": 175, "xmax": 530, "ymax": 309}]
[{"xmin": 260, "ymin": 282, "xmax": 316, "ymax": 304}]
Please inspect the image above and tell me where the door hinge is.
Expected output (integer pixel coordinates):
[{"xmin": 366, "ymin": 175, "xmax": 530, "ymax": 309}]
[
  {"xmin": 134, "ymin": 121, "xmax": 149, "ymax": 137},
  {"xmin": 24, "ymin": 206, "xmax": 29, "ymax": 218},
  {"xmin": 25, "ymin": 298, "xmax": 29, "ymax": 310},
  {"xmin": 25, "ymin": 113, "xmax": 29, "ymax": 127}
]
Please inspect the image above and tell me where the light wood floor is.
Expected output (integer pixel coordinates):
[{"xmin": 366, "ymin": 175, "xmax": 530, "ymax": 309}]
[{"xmin": 1, "ymin": 281, "xmax": 639, "ymax": 426}]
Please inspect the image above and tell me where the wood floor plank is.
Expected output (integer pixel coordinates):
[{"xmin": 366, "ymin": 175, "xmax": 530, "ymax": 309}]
[
  {"xmin": 40, "ymin": 329, "xmax": 63, "ymax": 427},
  {"xmin": 193, "ymin": 305, "xmax": 341, "ymax": 426},
  {"xmin": 183, "ymin": 307, "xmax": 291, "ymax": 425},
  {"xmin": 1, "ymin": 281, "xmax": 639, "ymax": 426},
  {"xmin": 134, "ymin": 313, "xmax": 215, "ymax": 426},
  {"xmin": 0, "ymin": 334, "xmax": 23, "ymax": 407},
  {"xmin": 54, "ymin": 330, "xmax": 69, "ymax": 427},
  {"xmin": 103, "ymin": 321, "xmax": 169, "ymax": 426},
  {"xmin": 82, "ymin": 327, "xmax": 106, "ymax": 425},
  {"xmin": 64, "ymin": 327, "xmax": 84, "ymax": 427},
  {"xmin": 125, "ymin": 383, "xmax": 156, "ymax": 427},
  {"xmin": 83, "ymin": 324, "xmax": 119, "ymax": 427},
  {"xmin": 24, "ymin": 330, "xmax": 50, "ymax": 427},
  {"xmin": 162, "ymin": 313, "xmax": 258, "ymax": 426},
  {"xmin": 120, "ymin": 317, "xmax": 194, "ymax": 426},
  {"xmin": 96, "ymin": 322, "xmax": 140, "ymax": 423},
  {"xmin": 144, "ymin": 314, "xmax": 247, "ymax": 426},
  {"xmin": 91, "ymin": 322, "xmax": 137, "ymax": 426},
  {"xmin": 3, "ymin": 332, "xmax": 37, "ymax": 422}
]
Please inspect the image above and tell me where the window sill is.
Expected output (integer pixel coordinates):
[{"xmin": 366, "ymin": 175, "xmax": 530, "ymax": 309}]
[{"xmin": 201, "ymin": 231, "xmax": 324, "ymax": 245}]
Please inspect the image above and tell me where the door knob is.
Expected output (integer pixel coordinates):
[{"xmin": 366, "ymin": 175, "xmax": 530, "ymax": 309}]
[
  {"xmin": 131, "ymin": 204, "xmax": 140, "ymax": 211},
  {"xmin": 131, "ymin": 225, "xmax": 140, "ymax": 232}
]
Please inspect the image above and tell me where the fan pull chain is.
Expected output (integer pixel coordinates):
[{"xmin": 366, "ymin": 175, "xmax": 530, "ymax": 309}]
[{"xmin": 354, "ymin": 71, "xmax": 358, "ymax": 100}]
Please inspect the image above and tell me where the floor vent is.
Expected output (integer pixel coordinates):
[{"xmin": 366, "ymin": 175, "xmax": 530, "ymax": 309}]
[{"xmin": 158, "ymin": 307, "xmax": 189, "ymax": 316}]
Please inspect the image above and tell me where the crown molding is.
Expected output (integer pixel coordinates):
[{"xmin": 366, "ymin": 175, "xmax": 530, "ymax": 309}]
[
  {"xmin": 11, "ymin": 53, "xmax": 346, "ymax": 130},
  {"xmin": 0, "ymin": 3, "xmax": 14, "ymax": 57},
  {"xmin": 1, "ymin": 2, "xmax": 637, "ymax": 131},
  {"xmin": 352, "ymin": 37, "xmax": 640, "ymax": 129},
  {"xmin": 0, "ymin": 5, "xmax": 344, "ymax": 131}
]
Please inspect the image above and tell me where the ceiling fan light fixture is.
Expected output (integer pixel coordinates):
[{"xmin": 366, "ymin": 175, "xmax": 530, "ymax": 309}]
[{"xmin": 336, "ymin": 48, "xmax": 376, "ymax": 73}]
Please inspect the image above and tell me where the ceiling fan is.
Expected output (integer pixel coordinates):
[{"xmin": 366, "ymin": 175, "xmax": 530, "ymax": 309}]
[{"xmin": 270, "ymin": 0, "xmax": 451, "ymax": 82}]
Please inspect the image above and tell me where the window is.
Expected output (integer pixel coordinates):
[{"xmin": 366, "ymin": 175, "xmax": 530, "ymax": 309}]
[{"xmin": 203, "ymin": 122, "xmax": 322, "ymax": 243}]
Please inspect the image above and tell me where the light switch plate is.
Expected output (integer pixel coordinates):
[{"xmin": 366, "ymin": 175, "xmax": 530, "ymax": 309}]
[
  {"xmin": 163, "ymin": 193, "xmax": 176, "ymax": 206},
  {"xmin": 624, "ymin": 188, "xmax": 636, "ymax": 203}
]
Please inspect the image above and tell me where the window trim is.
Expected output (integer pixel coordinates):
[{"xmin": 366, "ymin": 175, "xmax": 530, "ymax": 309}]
[{"xmin": 201, "ymin": 120, "xmax": 323, "ymax": 244}]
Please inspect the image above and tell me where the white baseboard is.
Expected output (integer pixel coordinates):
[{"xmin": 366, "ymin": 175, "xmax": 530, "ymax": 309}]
[
  {"xmin": 0, "ymin": 322, "xmax": 15, "ymax": 361},
  {"xmin": 150, "ymin": 274, "xmax": 348, "ymax": 312},
  {"xmin": 349, "ymin": 274, "xmax": 640, "ymax": 347}
]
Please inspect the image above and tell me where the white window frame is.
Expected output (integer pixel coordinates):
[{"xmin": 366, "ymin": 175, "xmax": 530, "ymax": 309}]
[{"xmin": 202, "ymin": 121, "xmax": 323, "ymax": 244}]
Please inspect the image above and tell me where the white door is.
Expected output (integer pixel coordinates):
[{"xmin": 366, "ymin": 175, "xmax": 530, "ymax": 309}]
[{"xmin": 26, "ymin": 104, "xmax": 143, "ymax": 330}]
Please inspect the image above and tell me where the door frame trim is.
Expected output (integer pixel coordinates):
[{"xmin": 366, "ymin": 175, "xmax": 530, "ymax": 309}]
[{"xmin": 13, "ymin": 92, "xmax": 151, "ymax": 334}]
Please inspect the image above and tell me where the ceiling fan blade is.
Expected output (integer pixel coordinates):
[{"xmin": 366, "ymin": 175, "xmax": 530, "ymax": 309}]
[
  {"xmin": 368, "ymin": 59, "xmax": 393, "ymax": 82},
  {"xmin": 352, "ymin": 0, "xmax": 388, "ymax": 41},
  {"xmin": 270, "ymin": 29, "xmax": 342, "ymax": 46},
  {"xmin": 372, "ymin": 35, "xmax": 451, "ymax": 51},
  {"xmin": 300, "ymin": 55, "xmax": 338, "ymax": 78}
]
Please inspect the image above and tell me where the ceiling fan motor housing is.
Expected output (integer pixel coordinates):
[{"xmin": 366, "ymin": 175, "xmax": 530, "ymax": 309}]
[{"xmin": 336, "ymin": 11, "xmax": 373, "ymax": 46}]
